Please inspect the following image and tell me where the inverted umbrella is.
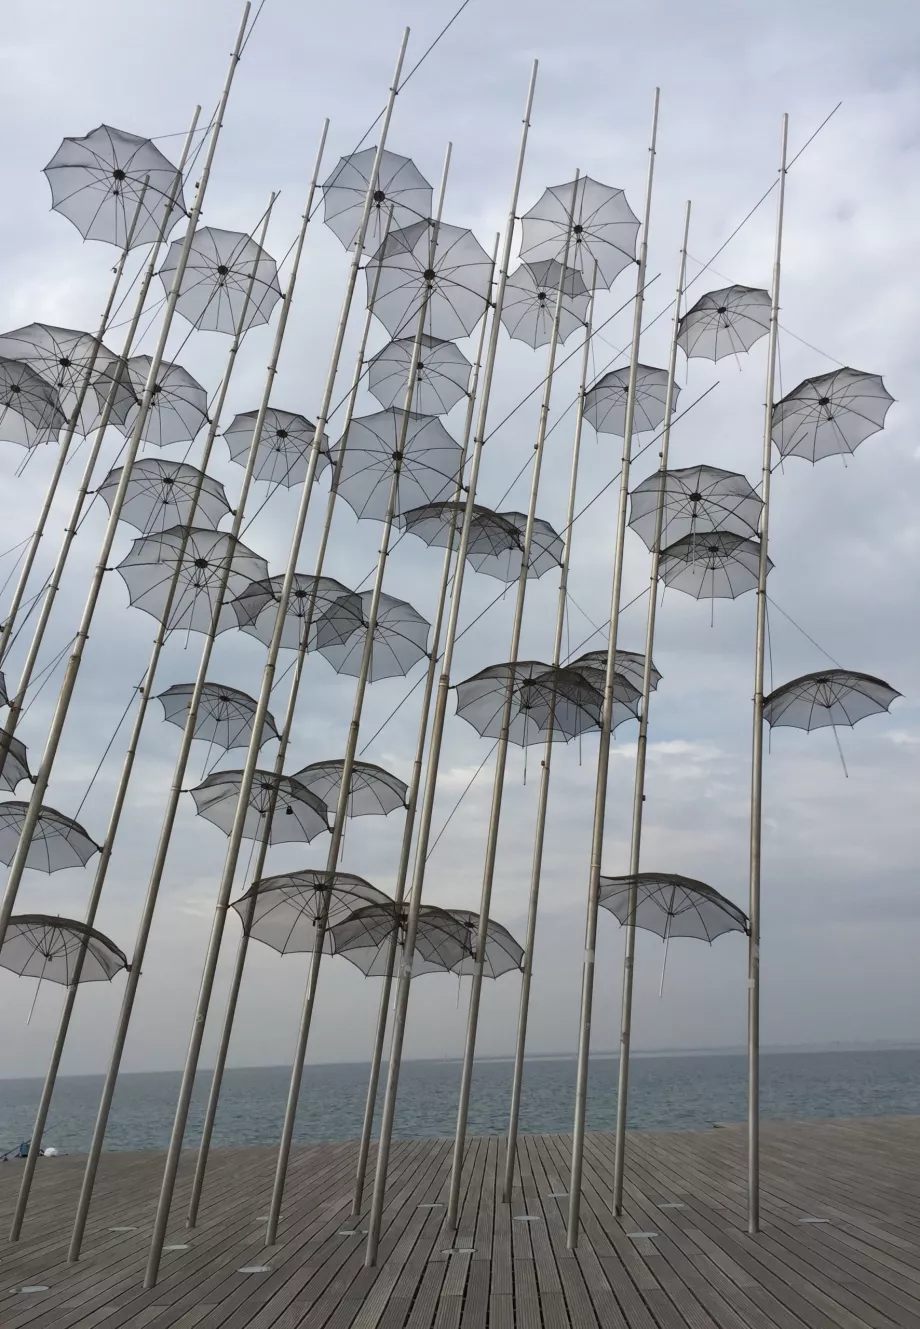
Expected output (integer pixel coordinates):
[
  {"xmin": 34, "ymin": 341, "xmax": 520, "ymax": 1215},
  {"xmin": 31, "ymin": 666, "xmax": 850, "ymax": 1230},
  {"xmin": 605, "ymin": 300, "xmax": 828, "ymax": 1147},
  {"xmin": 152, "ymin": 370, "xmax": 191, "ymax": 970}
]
[
  {"xmin": 223, "ymin": 407, "xmax": 329, "ymax": 489},
  {"xmin": 772, "ymin": 368, "xmax": 895, "ymax": 463},
  {"xmin": 97, "ymin": 458, "xmax": 230, "ymax": 533},
  {"xmin": 763, "ymin": 670, "xmax": 901, "ymax": 731},
  {"xmin": 658, "ymin": 531, "xmax": 770, "ymax": 599},
  {"xmin": 159, "ymin": 226, "xmax": 283, "ymax": 334},
  {"xmin": 232, "ymin": 871, "xmax": 391, "ymax": 954},
  {"xmin": 368, "ymin": 335, "xmax": 471, "ymax": 416},
  {"xmin": 447, "ymin": 909, "xmax": 524, "ymax": 978},
  {"xmin": 157, "ymin": 681, "xmax": 279, "ymax": 751},
  {"xmin": 500, "ymin": 261, "xmax": 590, "ymax": 348},
  {"xmin": 294, "ymin": 759, "xmax": 408, "ymax": 817},
  {"xmin": 0, "ymin": 356, "xmax": 66, "ymax": 448},
  {"xmin": 0, "ymin": 915, "xmax": 128, "ymax": 983},
  {"xmin": 0, "ymin": 803, "xmax": 100, "ymax": 871},
  {"xmin": 329, "ymin": 902, "xmax": 473, "ymax": 977},
  {"xmin": 316, "ymin": 590, "xmax": 430, "ymax": 681},
  {"xmin": 629, "ymin": 463, "xmax": 762, "ymax": 551},
  {"xmin": 519, "ymin": 176, "xmax": 639, "ymax": 290},
  {"xmin": 365, "ymin": 221, "xmax": 493, "ymax": 341},
  {"xmin": 189, "ymin": 770, "xmax": 329, "ymax": 843},
  {"xmin": 585, "ymin": 364, "xmax": 674, "ymax": 436},
  {"xmin": 330, "ymin": 409, "xmax": 462, "ymax": 522},
  {"xmin": 231, "ymin": 572, "xmax": 363, "ymax": 652},
  {"xmin": 321, "ymin": 146, "xmax": 433, "ymax": 252}
]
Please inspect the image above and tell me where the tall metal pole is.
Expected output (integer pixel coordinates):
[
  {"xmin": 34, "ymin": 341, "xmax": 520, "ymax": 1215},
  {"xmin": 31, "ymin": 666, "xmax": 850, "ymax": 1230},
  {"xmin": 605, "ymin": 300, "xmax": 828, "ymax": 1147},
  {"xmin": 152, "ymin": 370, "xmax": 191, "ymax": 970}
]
[
  {"xmin": 142, "ymin": 31, "xmax": 410, "ymax": 1290},
  {"xmin": 349, "ymin": 235, "xmax": 498, "ymax": 1219},
  {"xmin": 364, "ymin": 61, "xmax": 538, "ymax": 1267},
  {"xmin": 748, "ymin": 114, "xmax": 788, "ymax": 1237},
  {"xmin": 567, "ymin": 88, "xmax": 659, "ymax": 1251},
  {"xmin": 263, "ymin": 145, "xmax": 452, "ymax": 1248},
  {"xmin": 501, "ymin": 282, "xmax": 595, "ymax": 1206},
  {"xmin": 444, "ymin": 173, "xmax": 580, "ymax": 1234},
  {"xmin": 611, "ymin": 200, "xmax": 691, "ymax": 1216}
]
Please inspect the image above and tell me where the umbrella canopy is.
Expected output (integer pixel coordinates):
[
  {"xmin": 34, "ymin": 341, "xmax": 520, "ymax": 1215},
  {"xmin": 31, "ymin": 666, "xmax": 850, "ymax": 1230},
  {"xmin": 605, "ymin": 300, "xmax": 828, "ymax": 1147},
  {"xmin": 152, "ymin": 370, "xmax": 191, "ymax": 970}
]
[
  {"xmin": 293, "ymin": 759, "xmax": 408, "ymax": 817},
  {"xmin": 100, "ymin": 354, "xmax": 208, "ymax": 446},
  {"xmin": 598, "ymin": 873, "xmax": 749, "ymax": 942},
  {"xmin": 316, "ymin": 590, "xmax": 430, "ymax": 682},
  {"xmin": 97, "ymin": 458, "xmax": 230, "ymax": 534},
  {"xmin": 0, "ymin": 356, "xmax": 66, "ymax": 448},
  {"xmin": 157, "ymin": 681, "xmax": 278, "ymax": 751},
  {"xmin": 677, "ymin": 285, "xmax": 771, "ymax": 362},
  {"xmin": 232, "ymin": 871, "xmax": 391, "ymax": 954},
  {"xmin": 42, "ymin": 124, "xmax": 186, "ymax": 249},
  {"xmin": 223, "ymin": 407, "xmax": 329, "ymax": 489},
  {"xmin": 584, "ymin": 364, "xmax": 675, "ymax": 436},
  {"xmin": 116, "ymin": 526, "xmax": 268, "ymax": 635},
  {"xmin": 1, "ymin": 915, "xmax": 128, "ymax": 983},
  {"xmin": 322, "ymin": 147, "xmax": 433, "ymax": 252},
  {"xmin": 658, "ymin": 531, "xmax": 770, "ymax": 600},
  {"xmin": 397, "ymin": 503, "xmax": 563, "ymax": 582},
  {"xmin": 447, "ymin": 909, "xmax": 524, "ymax": 978},
  {"xmin": 330, "ymin": 409, "xmax": 462, "ymax": 522},
  {"xmin": 368, "ymin": 335, "xmax": 471, "ymax": 416},
  {"xmin": 159, "ymin": 226, "xmax": 283, "ymax": 334},
  {"xmin": 568, "ymin": 648, "xmax": 661, "ymax": 695},
  {"xmin": 629, "ymin": 463, "xmax": 762, "ymax": 551},
  {"xmin": 0, "ymin": 323, "xmax": 119, "ymax": 435},
  {"xmin": 772, "ymin": 367, "xmax": 895, "ymax": 463},
  {"xmin": 0, "ymin": 803, "xmax": 100, "ymax": 872},
  {"xmin": 0, "ymin": 735, "xmax": 33, "ymax": 793},
  {"xmin": 454, "ymin": 661, "xmax": 618, "ymax": 746},
  {"xmin": 329, "ymin": 902, "xmax": 474, "ymax": 977},
  {"xmin": 519, "ymin": 176, "xmax": 639, "ymax": 290},
  {"xmin": 365, "ymin": 221, "xmax": 493, "ymax": 341},
  {"xmin": 763, "ymin": 670, "xmax": 901, "ymax": 731},
  {"xmin": 500, "ymin": 261, "xmax": 590, "ymax": 349},
  {"xmin": 189, "ymin": 770, "xmax": 330, "ymax": 844},
  {"xmin": 0, "ymin": 671, "xmax": 7, "ymax": 706},
  {"xmin": 231, "ymin": 572, "xmax": 363, "ymax": 653}
]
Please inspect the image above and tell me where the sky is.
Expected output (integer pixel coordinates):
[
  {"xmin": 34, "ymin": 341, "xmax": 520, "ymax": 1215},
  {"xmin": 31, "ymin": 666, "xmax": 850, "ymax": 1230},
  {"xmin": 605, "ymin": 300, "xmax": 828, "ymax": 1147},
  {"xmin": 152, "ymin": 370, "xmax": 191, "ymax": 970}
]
[{"xmin": 0, "ymin": 0, "xmax": 917, "ymax": 1111}]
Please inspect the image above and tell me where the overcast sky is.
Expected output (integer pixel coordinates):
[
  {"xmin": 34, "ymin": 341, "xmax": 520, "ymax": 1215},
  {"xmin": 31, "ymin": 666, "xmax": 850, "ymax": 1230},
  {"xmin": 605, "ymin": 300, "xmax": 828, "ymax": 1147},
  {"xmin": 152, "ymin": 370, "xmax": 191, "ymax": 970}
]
[{"xmin": 0, "ymin": 0, "xmax": 917, "ymax": 1102}]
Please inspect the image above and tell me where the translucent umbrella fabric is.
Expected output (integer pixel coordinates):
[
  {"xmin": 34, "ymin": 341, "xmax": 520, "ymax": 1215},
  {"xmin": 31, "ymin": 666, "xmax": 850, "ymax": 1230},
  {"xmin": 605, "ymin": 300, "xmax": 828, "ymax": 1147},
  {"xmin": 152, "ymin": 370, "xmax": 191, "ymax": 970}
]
[
  {"xmin": 0, "ymin": 324, "xmax": 118, "ymax": 435},
  {"xmin": 519, "ymin": 177, "xmax": 639, "ymax": 290},
  {"xmin": 159, "ymin": 226, "xmax": 282, "ymax": 334},
  {"xmin": 189, "ymin": 770, "xmax": 330, "ymax": 843},
  {"xmin": 568, "ymin": 648, "xmax": 660, "ymax": 695},
  {"xmin": 330, "ymin": 409, "xmax": 462, "ymax": 522},
  {"xmin": 535, "ymin": 657, "xmax": 643, "ymax": 731},
  {"xmin": 772, "ymin": 368, "xmax": 895, "ymax": 463},
  {"xmin": 585, "ymin": 365, "xmax": 674, "ymax": 436},
  {"xmin": 232, "ymin": 871, "xmax": 391, "ymax": 954},
  {"xmin": 321, "ymin": 147, "xmax": 433, "ymax": 252},
  {"xmin": 397, "ymin": 503, "xmax": 563, "ymax": 582},
  {"xmin": 316, "ymin": 591, "xmax": 430, "ymax": 681},
  {"xmin": 97, "ymin": 458, "xmax": 230, "ymax": 533},
  {"xmin": 0, "ymin": 736, "xmax": 33, "ymax": 793},
  {"xmin": 293, "ymin": 759, "xmax": 408, "ymax": 817},
  {"xmin": 157, "ymin": 681, "xmax": 279, "ymax": 750},
  {"xmin": 0, "ymin": 915, "xmax": 128, "ymax": 983},
  {"xmin": 102, "ymin": 355, "xmax": 209, "ymax": 446},
  {"xmin": 0, "ymin": 356, "xmax": 66, "ymax": 448},
  {"xmin": 677, "ymin": 285, "xmax": 771, "ymax": 362},
  {"xmin": 629, "ymin": 464, "xmax": 762, "ymax": 551},
  {"xmin": 598, "ymin": 873, "xmax": 749, "ymax": 942},
  {"xmin": 500, "ymin": 261, "xmax": 590, "ymax": 348},
  {"xmin": 115, "ymin": 526, "xmax": 269, "ymax": 635},
  {"xmin": 0, "ymin": 803, "xmax": 100, "ymax": 871},
  {"xmin": 42, "ymin": 123, "xmax": 187, "ymax": 248},
  {"xmin": 223, "ymin": 408, "xmax": 329, "ymax": 489},
  {"xmin": 658, "ymin": 532, "xmax": 770, "ymax": 599},
  {"xmin": 365, "ymin": 221, "xmax": 493, "ymax": 341},
  {"xmin": 329, "ymin": 902, "xmax": 473, "ymax": 977},
  {"xmin": 454, "ymin": 661, "xmax": 614, "ymax": 746},
  {"xmin": 448, "ymin": 909, "xmax": 524, "ymax": 978},
  {"xmin": 231, "ymin": 573, "xmax": 363, "ymax": 652},
  {"xmin": 762, "ymin": 670, "xmax": 901, "ymax": 731},
  {"xmin": 368, "ymin": 335, "xmax": 471, "ymax": 416}
]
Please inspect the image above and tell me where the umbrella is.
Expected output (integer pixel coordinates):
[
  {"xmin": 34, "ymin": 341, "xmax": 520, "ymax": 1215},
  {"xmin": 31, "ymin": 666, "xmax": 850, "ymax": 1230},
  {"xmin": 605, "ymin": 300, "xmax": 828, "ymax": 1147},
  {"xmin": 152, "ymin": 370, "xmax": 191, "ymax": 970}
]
[
  {"xmin": 568, "ymin": 648, "xmax": 661, "ymax": 695},
  {"xmin": 157, "ymin": 681, "xmax": 278, "ymax": 751},
  {"xmin": 0, "ymin": 356, "xmax": 66, "ymax": 448},
  {"xmin": 447, "ymin": 910, "xmax": 525, "ymax": 978},
  {"xmin": 658, "ymin": 531, "xmax": 771, "ymax": 599},
  {"xmin": 329, "ymin": 902, "xmax": 474, "ymax": 977},
  {"xmin": 293, "ymin": 759, "xmax": 408, "ymax": 817},
  {"xmin": 584, "ymin": 364, "xmax": 675, "ymax": 436},
  {"xmin": 763, "ymin": 670, "xmax": 901, "ymax": 731},
  {"xmin": 492, "ymin": 511, "xmax": 564, "ymax": 582},
  {"xmin": 321, "ymin": 147, "xmax": 433, "ymax": 252},
  {"xmin": 0, "ymin": 736, "xmax": 33, "ymax": 793},
  {"xmin": 629, "ymin": 463, "xmax": 762, "ymax": 551},
  {"xmin": 42, "ymin": 123, "xmax": 187, "ymax": 248},
  {"xmin": 316, "ymin": 591, "xmax": 430, "ymax": 682},
  {"xmin": 500, "ymin": 261, "xmax": 590, "ymax": 349},
  {"xmin": 330, "ymin": 409, "xmax": 462, "ymax": 522},
  {"xmin": 231, "ymin": 572, "xmax": 363, "ymax": 652},
  {"xmin": 99, "ymin": 355, "xmax": 208, "ymax": 446},
  {"xmin": 232, "ymin": 871, "xmax": 391, "ymax": 954},
  {"xmin": 772, "ymin": 368, "xmax": 895, "ymax": 463},
  {"xmin": 189, "ymin": 770, "xmax": 330, "ymax": 844},
  {"xmin": 0, "ymin": 915, "xmax": 128, "ymax": 983},
  {"xmin": 97, "ymin": 458, "xmax": 231, "ymax": 533},
  {"xmin": 0, "ymin": 803, "xmax": 100, "ymax": 871},
  {"xmin": 365, "ymin": 221, "xmax": 493, "ymax": 341},
  {"xmin": 222, "ymin": 407, "xmax": 329, "ymax": 489},
  {"xmin": 158, "ymin": 226, "xmax": 282, "ymax": 334},
  {"xmin": 598, "ymin": 873, "xmax": 749, "ymax": 941},
  {"xmin": 368, "ymin": 335, "xmax": 471, "ymax": 416},
  {"xmin": 677, "ymin": 285, "xmax": 771, "ymax": 361},
  {"xmin": 0, "ymin": 324, "xmax": 119, "ymax": 435},
  {"xmin": 454, "ymin": 661, "xmax": 621, "ymax": 746},
  {"xmin": 397, "ymin": 503, "xmax": 563, "ymax": 582},
  {"xmin": 0, "ymin": 672, "xmax": 7, "ymax": 706},
  {"xmin": 519, "ymin": 176, "xmax": 639, "ymax": 290},
  {"xmin": 115, "ymin": 526, "xmax": 268, "ymax": 635}
]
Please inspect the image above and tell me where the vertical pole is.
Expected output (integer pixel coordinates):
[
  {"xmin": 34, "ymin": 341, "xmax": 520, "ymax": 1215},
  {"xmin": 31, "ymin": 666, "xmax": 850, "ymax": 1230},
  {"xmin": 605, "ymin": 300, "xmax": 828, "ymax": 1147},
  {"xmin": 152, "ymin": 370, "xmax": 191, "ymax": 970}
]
[
  {"xmin": 567, "ymin": 87, "xmax": 659, "ymax": 1251},
  {"xmin": 142, "ymin": 31, "xmax": 410, "ymax": 1290},
  {"xmin": 611, "ymin": 200, "xmax": 690, "ymax": 1216},
  {"xmin": 501, "ymin": 282, "xmax": 596, "ymax": 1205},
  {"xmin": 748, "ymin": 113, "xmax": 788, "ymax": 1237},
  {"xmin": 363, "ymin": 62, "xmax": 539, "ymax": 1267}
]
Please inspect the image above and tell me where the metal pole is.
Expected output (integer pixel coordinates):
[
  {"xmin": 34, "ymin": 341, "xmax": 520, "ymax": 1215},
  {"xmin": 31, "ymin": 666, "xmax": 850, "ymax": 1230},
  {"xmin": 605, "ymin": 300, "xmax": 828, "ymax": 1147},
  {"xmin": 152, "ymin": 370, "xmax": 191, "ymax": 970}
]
[
  {"xmin": 350, "ymin": 234, "xmax": 498, "ymax": 1219},
  {"xmin": 611, "ymin": 199, "xmax": 690, "ymax": 1216},
  {"xmin": 142, "ymin": 31, "xmax": 410, "ymax": 1290},
  {"xmin": 0, "ymin": 8, "xmax": 251, "ymax": 959},
  {"xmin": 364, "ymin": 61, "xmax": 538, "ymax": 1267},
  {"xmin": 748, "ymin": 113, "xmax": 788, "ymax": 1237},
  {"xmin": 264, "ymin": 144, "xmax": 452, "ymax": 1248},
  {"xmin": 567, "ymin": 87, "xmax": 659, "ymax": 1251},
  {"xmin": 501, "ymin": 282, "xmax": 596, "ymax": 1205}
]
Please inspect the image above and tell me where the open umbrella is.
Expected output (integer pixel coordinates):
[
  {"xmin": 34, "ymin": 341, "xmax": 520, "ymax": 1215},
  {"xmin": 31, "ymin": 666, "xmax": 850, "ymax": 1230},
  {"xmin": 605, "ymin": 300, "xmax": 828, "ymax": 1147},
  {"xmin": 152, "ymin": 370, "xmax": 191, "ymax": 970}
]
[
  {"xmin": 0, "ymin": 803, "xmax": 100, "ymax": 871},
  {"xmin": 365, "ymin": 221, "xmax": 493, "ymax": 341},
  {"xmin": 232, "ymin": 871, "xmax": 391, "ymax": 954},
  {"xmin": 658, "ymin": 531, "xmax": 770, "ymax": 600},
  {"xmin": 454, "ymin": 661, "xmax": 616, "ymax": 746},
  {"xmin": 97, "ymin": 458, "xmax": 230, "ymax": 533},
  {"xmin": 519, "ymin": 176, "xmax": 639, "ymax": 290},
  {"xmin": 316, "ymin": 591, "xmax": 430, "ymax": 682},
  {"xmin": 159, "ymin": 226, "xmax": 282, "ymax": 334},
  {"xmin": 0, "ymin": 915, "xmax": 128, "ymax": 983},
  {"xmin": 772, "ymin": 368, "xmax": 895, "ymax": 463},
  {"xmin": 763, "ymin": 670, "xmax": 901, "ymax": 731},
  {"xmin": 0, "ymin": 356, "xmax": 66, "ymax": 448},
  {"xmin": 157, "ymin": 681, "xmax": 278, "ymax": 752},
  {"xmin": 223, "ymin": 408, "xmax": 329, "ymax": 489},
  {"xmin": 331, "ymin": 409, "xmax": 462, "ymax": 522},
  {"xmin": 231, "ymin": 572, "xmax": 363, "ymax": 652},
  {"xmin": 189, "ymin": 770, "xmax": 329, "ymax": 844},
  {"xmin": 101, "ymin": 355, "xmax": 209, "ymax": 446},
  {"xmin": 677, "ymin": 285, "xmax": 772, "ymax": 361},
  {"xmin": 329, "ymin": 902, "xmax": 473, "ymax": 977},
  {"xmin": 368, "ymin": 335, "xmax": 471, "ymax": 416},
  {"xmin": 629, "ymin": 463, "xmax": 762, "ymax": 551},
  {"xmin": 585, "ymin": 364, "xmax": 675, "ymax": 436},
  {"xmin": 447, "ymin": 909, "xmax": 524, "ymax": 978},
  {"xmin": 322, "ymin": 147, "xmax": 433, "ymax": 252},
  {"xmin": 0, "ymin": 324, "xmax": 119, "ymax": 435},
  {"xmin": 568, "ymin": 648, "xmax": 661, "ymax": 695},
  {"xmin": 0, "ymin": 736, "xmax": 33, "ymax": 793},
  {"xmin": 598, "ymin": 872, "xmax": 749, "ymax": 941},
  {"xmin": 293, "ymin": 759, "xmax": 408, "ymax": 817},
  {"xmin": 500, "ymin": 261, "xmax": 590, "ymax": 348}
]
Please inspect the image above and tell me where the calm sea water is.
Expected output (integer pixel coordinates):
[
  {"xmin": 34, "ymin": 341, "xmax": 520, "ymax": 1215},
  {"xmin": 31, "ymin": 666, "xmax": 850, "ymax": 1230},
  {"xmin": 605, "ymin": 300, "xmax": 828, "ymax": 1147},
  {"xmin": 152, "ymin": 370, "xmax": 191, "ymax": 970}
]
[{"xmin": 2, "ymin": 1048, "xmax": 918, "ymax": 1156}]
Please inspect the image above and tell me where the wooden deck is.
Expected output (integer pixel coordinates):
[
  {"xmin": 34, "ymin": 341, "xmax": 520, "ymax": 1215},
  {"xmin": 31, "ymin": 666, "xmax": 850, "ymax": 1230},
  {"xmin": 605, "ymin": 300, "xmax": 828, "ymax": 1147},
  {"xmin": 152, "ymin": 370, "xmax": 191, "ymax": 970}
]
[{"xmin": 1, "ymin": 1116, "xmax": 918, "ymax": 1327}]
